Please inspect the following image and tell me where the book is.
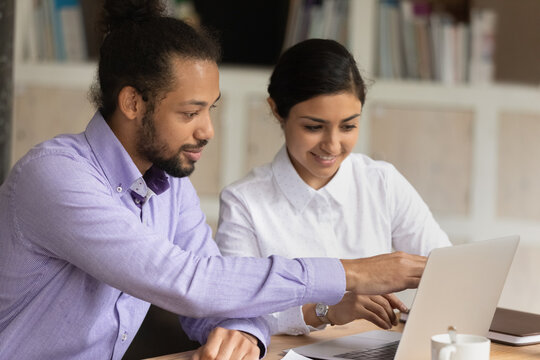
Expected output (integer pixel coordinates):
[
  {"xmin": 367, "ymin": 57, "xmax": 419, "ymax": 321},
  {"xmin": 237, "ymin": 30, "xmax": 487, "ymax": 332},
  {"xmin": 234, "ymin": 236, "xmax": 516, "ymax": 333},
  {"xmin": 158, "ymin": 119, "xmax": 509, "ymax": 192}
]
[
  {"xmin": 307, "ymin": 1, "xmax": 324, "ymax": 39},
  {"xmin": 36, "ymin": 0, "xmax": 56, "ymax": 61},
  {"xmin": 387, "ymin": 0, "xmax": 403, "ymax": 78},
  {"xmin": 413, "ymin": 2, "xmax": 432, "ymax": 80},
  {"xmin": 469, "ymin": 8, "xmax": 497, "ymax": 84},
  {"xmin": 488, "ymin": 308, "xmax": 540, "ymax": 346},
  {"xmin": 19, "ymin": 0, "xmax": 39, "ymax": 61},
  {"xmin": 320, "ymin": 0, "xmax": 336, "ymax": 39},
  {"xmin": 282, "ymin": 0, "xmax": 348, "ymax": 51},
  {"xmin": 59, "ymin": 0, "xmax": 87, "ymax": 61},
  {"xmin": 321, "ymin": 0, "xmax": 348, "ymax": 42},
  {"xmin": 282, "ymin": 0, "xmax": 303, "ymax": 50},
  {"xmin": 378, "ymin": 0, "xmax": 399, "ymax": 79},
  {"xmin": 429, "ymin": 12, "xmax": 444, "ymax": 81},
  {"xmin": 440, "ymin": 16, "xmax": 456, "ymax": 85},
  {"xmin": 400, "ymin": 0, "xmax": 418, "ymax": 79},
  {"xmin": 454, "ymin": 22, "xmax": 469, "ymax": 84}
]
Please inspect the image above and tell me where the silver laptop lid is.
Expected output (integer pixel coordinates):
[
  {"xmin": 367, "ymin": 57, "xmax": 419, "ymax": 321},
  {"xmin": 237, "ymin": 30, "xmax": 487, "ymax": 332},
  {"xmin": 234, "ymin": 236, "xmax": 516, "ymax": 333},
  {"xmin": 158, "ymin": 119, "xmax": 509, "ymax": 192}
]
[{"xmin": 395, "ymin": 235, "xmax": 519, "ymax": 360}]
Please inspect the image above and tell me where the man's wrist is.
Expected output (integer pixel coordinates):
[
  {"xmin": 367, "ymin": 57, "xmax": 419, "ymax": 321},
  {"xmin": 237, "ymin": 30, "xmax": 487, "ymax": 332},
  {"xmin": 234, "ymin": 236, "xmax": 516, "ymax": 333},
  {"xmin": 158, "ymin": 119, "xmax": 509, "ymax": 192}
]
[
  {"xmin": 239, "ymin": 331, "xmax": 263, "ymax": 358},
  {"xmin": 240, "ymin": 331, "xmax": 259, "ymax": 345}
]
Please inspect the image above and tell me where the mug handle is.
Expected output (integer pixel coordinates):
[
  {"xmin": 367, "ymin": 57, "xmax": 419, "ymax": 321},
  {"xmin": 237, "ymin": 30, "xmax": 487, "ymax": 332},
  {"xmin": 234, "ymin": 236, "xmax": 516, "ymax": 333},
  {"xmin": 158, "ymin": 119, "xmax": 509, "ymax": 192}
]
[{"xmin": 439, "ymin": 345, "xmax": 457, "ymax": 360}]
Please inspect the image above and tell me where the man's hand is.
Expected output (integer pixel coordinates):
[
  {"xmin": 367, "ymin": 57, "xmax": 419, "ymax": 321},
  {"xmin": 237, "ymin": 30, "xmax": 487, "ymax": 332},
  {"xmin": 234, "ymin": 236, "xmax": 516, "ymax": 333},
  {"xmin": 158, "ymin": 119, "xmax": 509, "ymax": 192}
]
[
  {"xmin": 327, "ymin": 293, "xmax": 407, "ymax": 329},
  {"xmin": 191, "ymin": 327, "xmax": 260, "ymax": 360},
  {"xmin": 341, "ymin": 251, "xmax": 427, "ymax": 295}
]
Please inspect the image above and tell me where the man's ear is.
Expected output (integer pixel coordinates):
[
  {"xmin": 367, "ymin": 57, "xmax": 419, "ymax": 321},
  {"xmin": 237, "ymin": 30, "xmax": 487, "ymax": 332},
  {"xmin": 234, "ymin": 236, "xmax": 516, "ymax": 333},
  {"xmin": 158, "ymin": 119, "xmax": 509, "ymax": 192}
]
[
  {"xmin": 267, "ymin": 97, "xmax": 285, "ymax": 127},
  {"xmin": 117, "ymin": 86, "xmax": 144, "ymax": 120}
]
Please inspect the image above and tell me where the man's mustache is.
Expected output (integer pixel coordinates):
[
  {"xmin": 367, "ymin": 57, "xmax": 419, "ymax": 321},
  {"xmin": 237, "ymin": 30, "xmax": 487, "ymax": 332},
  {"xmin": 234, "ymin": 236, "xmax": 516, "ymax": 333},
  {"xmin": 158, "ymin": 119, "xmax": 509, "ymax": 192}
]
[{"xmin": 181, "ymin": 139, "xmax": 208, "ymax": 152}]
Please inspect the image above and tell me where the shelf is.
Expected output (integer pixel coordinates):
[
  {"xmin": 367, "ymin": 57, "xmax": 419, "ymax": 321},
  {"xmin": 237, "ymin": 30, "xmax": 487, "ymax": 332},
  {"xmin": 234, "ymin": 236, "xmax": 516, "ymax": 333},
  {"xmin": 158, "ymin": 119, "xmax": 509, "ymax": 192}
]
[
  {"xmin": 14, "ymin": 62, "xmax": 97, "ymax": 89},
  {"xmin": 368, "ymin": 80, "xmax": 540, "ymax": 111},
  {"xmin": 13, "ymin": 62, "xmax": 273, "ymax": 92},
  {"xmin": 14, "ymin": 63, "xmax": 540, "ymax": 114}
]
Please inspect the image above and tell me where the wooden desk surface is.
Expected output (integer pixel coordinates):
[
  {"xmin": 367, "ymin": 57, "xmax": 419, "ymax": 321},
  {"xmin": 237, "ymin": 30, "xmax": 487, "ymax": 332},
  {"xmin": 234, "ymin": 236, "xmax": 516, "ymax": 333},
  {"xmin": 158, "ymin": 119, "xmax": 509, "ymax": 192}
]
[{"xmin": 148, "ymin": 320, "xmax": 540, "ymax": 360}]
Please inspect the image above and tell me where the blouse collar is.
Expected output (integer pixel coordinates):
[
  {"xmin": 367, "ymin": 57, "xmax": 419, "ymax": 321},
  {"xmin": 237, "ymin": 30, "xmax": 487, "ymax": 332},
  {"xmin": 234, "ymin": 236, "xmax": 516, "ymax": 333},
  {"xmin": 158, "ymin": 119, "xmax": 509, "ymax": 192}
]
[{"xmin": 271, "ymin": 145, "xmax": 352, "ymax": 213}]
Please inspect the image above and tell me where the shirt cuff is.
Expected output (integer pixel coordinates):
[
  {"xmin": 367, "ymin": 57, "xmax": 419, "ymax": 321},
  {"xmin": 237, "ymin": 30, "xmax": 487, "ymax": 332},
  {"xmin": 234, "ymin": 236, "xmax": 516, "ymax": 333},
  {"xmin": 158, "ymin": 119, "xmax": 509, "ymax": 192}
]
[
  {"xmin": 297, "ymin": 257, "xmax": 346, "ymax": 306},
  {"xmin": 216, "ymin": 317, "xmax": 271, "ymax": 358},
  {"xmin": 265, "ymin": 306, "xmax": 311, "ymax": 335}
]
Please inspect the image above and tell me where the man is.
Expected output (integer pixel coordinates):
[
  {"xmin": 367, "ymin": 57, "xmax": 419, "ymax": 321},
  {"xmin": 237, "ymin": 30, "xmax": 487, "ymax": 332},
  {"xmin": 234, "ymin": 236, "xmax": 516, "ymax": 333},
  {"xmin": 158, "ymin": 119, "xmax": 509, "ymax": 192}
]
[{"xmin": 0, "ymin": 2, "xmax": 425, "ymax": 359}]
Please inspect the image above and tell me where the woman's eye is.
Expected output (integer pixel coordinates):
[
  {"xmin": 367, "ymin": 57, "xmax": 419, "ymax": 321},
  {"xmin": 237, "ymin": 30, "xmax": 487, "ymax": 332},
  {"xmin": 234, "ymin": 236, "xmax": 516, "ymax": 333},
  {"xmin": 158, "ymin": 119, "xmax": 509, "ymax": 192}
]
[
  {"xmin": 342, "ymin": 124, "xmax": 357, "ymax": 131},
  {"xmin": 304, "ymin": 125, "xmax": 322, "ymax": 132}
]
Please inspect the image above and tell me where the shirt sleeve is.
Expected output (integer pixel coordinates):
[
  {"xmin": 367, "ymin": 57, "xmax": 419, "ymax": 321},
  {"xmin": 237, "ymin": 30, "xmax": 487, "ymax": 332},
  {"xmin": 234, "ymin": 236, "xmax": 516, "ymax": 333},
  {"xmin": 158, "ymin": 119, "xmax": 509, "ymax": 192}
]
[
  {"xmin": 179, "ymin": 316, "xmax": 271, "ymax": 357},
  {"xmin": 386, "ymin": 164, "xmax": 452, "ymax": 255},
  {"xmin": 12, "ymin": 153, "xmax": 345, "ymax": 328},
  {"xmin": 169, "ymin": 180, "xmax": 271, "ymax": 351},
  {"xmin": 215, "ymin": 185, "xmax": 262, "ymax": 257},
  {"xmin": 215, "ymin": 185, "xmax": 316, "ymax": 336}
]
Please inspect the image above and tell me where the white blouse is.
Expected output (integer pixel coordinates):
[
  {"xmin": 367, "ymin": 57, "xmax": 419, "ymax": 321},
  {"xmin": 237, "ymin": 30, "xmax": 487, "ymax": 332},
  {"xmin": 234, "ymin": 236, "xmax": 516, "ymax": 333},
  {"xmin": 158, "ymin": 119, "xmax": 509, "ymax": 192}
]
[{"xmin": 215, "ymin": 145, "xmax": 451, "ymax": 335}]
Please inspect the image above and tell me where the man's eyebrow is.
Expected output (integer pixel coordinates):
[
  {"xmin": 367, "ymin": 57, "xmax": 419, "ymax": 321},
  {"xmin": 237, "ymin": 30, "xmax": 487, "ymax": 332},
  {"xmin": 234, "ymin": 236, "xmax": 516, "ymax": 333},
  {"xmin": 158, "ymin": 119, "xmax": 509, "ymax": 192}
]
[
  {"xmin": 179, "ymin": 93, "xmax": 222, "ymax": 107},
  {"xmin": 299, "ymin": 113, "xmax": 361, "ymax": 123}
]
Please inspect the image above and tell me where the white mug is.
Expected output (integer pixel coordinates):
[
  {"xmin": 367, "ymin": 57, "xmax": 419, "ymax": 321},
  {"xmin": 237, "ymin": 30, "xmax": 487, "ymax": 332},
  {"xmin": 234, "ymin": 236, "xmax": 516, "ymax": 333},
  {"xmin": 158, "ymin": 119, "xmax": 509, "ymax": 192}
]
[{"xmin": 431, "ymin": 333, "xmax": 490, "ymax": 360}]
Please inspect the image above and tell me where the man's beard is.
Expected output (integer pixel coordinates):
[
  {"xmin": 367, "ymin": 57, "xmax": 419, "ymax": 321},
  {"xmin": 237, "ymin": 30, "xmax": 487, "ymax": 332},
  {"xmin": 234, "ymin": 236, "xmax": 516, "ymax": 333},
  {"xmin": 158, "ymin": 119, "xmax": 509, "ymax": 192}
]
[{"xmin": 136, "ymin": 109, "xmax": 207, "ymax": 178}]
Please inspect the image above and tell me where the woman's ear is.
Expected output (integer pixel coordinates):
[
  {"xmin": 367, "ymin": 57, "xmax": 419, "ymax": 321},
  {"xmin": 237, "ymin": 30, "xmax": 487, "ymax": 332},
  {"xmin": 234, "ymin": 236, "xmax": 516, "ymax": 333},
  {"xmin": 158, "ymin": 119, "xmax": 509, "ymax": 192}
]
[
  {"xmin": 267, "ymin": 97, "xmax": 285, "ymax": 127},
  {"xmin": 117, "ymin": 86, "xmax": 145, "ymax": 120}
]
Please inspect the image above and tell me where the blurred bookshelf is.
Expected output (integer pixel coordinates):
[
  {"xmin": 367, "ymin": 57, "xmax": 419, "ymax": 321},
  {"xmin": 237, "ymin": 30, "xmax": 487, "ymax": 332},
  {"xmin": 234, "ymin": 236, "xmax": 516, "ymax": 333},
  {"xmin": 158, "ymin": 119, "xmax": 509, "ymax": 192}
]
[
  {"xmin": 15, "ymin": 0, "xmax": 540, "ymax": 86},
  {"xmin": 12, "ymin": 0, "xmax": 540, "ymax": 230},
  {"xmin": 373, "ymin": 0, "xmax": 540, "ymax": 86}
]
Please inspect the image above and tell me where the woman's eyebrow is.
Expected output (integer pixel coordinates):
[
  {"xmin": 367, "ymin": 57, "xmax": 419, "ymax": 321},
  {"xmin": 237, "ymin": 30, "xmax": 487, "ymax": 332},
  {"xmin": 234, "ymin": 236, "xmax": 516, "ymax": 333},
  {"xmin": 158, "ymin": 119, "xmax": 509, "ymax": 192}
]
[{"xmin": 299, "ymin": 113, "xmax": 361, "ymax": 123}]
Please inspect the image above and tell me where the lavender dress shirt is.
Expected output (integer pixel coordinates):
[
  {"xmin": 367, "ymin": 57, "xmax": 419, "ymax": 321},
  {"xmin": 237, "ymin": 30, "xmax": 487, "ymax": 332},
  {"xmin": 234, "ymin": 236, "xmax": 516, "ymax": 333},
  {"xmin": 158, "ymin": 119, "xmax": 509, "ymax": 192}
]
[{"xmin": 0, "ymin": 112, "xmax": 345, "ymax": 359}]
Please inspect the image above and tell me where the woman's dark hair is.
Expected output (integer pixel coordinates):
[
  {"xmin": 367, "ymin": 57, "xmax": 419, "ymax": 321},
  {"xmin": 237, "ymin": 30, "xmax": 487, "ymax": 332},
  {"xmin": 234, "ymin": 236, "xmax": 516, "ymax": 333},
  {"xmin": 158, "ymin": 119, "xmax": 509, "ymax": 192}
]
[
  {"xmin": 268, "ymin": 39, "xmax": 366, "ymax": 119},
  {"xmin": 91, "ymin": 0, "xmax": 221, "ymax": 120}
]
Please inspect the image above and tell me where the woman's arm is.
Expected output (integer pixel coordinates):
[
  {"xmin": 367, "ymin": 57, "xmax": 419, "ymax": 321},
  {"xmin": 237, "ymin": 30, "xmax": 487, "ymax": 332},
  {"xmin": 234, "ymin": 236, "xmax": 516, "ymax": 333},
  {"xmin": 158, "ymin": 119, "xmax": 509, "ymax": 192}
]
[{"xmin": 386, "ymin": 164, "xmax": 452, "ymax": 255}]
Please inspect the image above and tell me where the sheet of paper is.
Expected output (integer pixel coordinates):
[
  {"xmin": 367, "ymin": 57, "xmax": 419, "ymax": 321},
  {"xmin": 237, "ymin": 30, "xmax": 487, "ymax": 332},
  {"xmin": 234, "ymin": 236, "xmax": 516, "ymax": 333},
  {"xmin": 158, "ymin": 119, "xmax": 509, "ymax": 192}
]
[{"xmin": 281, "ymin": 349, "xmax": 311, "ymax": 359}]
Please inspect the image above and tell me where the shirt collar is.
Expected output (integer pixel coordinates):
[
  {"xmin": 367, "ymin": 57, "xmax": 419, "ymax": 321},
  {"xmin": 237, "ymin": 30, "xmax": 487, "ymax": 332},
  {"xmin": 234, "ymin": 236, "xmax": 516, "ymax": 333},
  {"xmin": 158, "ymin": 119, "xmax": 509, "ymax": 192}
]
[
  {"xmin": 271, "ymin": 145, "xmax": 352, "ymax": 212},
  {"xmin": 143, "ymin": 165, "xmax": 170, "ymax": 195},
  {"xmin": 84, "ymin": 111, "xmax": 170, "ymax": 196},
  {"xmin": 322, "ymin": 154, "xmax": 352, "ymax": 206},
  {"xmin": 271, "ymin": 146, "xmax": 317, "ymax": 213}
]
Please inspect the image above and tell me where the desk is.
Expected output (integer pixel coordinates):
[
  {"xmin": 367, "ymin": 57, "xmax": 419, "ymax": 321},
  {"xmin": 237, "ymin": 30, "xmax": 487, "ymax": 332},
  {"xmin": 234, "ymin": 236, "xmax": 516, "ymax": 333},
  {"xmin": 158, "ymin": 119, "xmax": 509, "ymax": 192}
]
[{"xmin": 148, "ymin": 320, "xmax": 540, "ymax": 360}]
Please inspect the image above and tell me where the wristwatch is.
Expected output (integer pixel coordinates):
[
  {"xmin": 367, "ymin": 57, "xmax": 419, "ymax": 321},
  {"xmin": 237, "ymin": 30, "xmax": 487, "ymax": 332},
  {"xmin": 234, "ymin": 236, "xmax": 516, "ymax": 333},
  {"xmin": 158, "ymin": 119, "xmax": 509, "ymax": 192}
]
[{"xmin": 315, "ymin": 303, "xmax": 331, "ymax": 324}]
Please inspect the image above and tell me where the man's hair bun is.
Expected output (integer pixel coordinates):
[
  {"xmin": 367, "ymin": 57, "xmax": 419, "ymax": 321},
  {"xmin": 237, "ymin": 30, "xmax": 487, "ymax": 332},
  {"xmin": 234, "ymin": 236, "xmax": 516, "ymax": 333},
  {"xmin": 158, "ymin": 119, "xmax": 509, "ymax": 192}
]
[{"xmin": 102, "ymin": 0, "xmax": 166, "ymax": 33}]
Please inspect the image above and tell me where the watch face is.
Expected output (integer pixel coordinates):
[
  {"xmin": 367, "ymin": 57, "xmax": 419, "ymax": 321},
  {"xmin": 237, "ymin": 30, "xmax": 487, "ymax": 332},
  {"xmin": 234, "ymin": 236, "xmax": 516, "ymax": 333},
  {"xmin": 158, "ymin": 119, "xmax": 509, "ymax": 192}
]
[{"xmin": 316, "ymin": 303, "xmax": 328, "ymax": 316}]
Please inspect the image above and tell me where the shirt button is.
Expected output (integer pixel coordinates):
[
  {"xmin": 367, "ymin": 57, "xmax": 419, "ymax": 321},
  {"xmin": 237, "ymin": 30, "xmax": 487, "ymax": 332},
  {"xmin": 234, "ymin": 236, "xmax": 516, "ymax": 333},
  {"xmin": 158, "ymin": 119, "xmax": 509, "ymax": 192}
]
[
  {"xmin": 121, "ymin": 332, "xmax": 128, "ymax": 342},
  {"xmin": 116, "ymin": 186, "xmax": 123, "ymax": 193}
]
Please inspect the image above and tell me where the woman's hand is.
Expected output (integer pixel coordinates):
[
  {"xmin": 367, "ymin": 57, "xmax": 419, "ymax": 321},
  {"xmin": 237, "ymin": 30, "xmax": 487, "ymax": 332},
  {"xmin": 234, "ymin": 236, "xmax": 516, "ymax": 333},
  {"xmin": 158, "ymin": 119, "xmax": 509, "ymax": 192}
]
[
  {"xmin": 327, "ymin": 292, "xmax": 407, "ymax": 329},
  {"xmin": 191, "ymin": 327, "xmax": 260, "ymax": 360}
]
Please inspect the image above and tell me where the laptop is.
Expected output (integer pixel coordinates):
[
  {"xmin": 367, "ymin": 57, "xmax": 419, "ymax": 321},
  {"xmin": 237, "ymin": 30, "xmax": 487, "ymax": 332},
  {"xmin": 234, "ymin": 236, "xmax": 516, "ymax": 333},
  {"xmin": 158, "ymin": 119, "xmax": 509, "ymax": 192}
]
[{"xmin": 290, "ymin": 235, "xmax": 520, "ymax": 360}]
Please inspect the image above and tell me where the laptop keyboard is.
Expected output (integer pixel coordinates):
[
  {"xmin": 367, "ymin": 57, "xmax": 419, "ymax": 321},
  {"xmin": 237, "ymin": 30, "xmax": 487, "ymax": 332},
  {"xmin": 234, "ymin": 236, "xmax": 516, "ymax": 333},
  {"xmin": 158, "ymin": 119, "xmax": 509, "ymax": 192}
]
[{"xmin": 334, "ymin": 340, "xmax": 399, "ymax": 359}]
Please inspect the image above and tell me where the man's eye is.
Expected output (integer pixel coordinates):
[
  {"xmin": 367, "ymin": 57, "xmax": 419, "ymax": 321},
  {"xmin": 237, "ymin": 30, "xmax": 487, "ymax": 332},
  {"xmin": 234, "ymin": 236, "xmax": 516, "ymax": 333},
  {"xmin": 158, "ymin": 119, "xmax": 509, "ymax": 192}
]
[{"xmin": 184, "ymin": 112, "xmax": 198, "ymax": 118}]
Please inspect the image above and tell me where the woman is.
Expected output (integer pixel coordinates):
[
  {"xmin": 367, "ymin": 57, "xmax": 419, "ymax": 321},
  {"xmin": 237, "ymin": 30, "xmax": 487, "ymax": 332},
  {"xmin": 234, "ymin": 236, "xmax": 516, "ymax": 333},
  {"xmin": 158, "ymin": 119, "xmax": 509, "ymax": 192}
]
[{"xmin": 215, "ymin": 39, "xmax": 450, "ymax": 336}]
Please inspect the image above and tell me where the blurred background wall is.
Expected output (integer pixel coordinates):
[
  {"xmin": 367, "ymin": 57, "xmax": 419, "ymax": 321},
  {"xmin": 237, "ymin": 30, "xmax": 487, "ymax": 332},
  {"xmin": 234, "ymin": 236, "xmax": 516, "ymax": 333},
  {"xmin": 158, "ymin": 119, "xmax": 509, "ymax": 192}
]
[{"xmin": 9, "ymin": 0, "xmax": 540, "ymax": 318}]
